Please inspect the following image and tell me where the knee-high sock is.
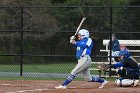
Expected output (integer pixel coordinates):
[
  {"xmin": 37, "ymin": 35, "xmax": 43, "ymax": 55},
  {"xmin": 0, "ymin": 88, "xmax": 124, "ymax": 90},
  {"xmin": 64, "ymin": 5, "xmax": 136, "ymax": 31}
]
[
  {"xmin": 62, "ymin": 74, "xmax": 75, "ymax": 86},
  {"xmin": 91, "ymin": 76, "xmax": 104, "ymax": 83}
]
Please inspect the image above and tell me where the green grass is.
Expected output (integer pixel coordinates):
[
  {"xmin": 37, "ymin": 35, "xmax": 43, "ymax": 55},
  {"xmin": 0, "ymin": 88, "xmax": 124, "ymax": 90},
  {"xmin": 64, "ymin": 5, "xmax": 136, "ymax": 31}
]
[
  {"xmin": 0, "ymin": 63, "xmax": 106, "ymax": 80},
  {"xmin": 0, "ymin": 63, "xmax": 98, "ymax": 73},
  {"xmin": 0, "ymin": 63, "xmax": 76, "ymax": 73},
  {"xmin": 23, "ymin": 63, "xmax": 76, "ymax": 73},
  {"xmin": 0, "ymin": 76, "xmax": 50, "ymax": 80}
]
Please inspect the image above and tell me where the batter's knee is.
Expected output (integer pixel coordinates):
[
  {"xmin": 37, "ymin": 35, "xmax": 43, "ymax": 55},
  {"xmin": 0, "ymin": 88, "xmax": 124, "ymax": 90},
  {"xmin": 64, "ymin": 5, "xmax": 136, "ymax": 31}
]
[
  {"xmin": 83, "ymin": 75, "xmax": 92, "ymax": 82},
  {"xmin": 70, "ymin": 70, "xmax": 76, "ymax": 75}
]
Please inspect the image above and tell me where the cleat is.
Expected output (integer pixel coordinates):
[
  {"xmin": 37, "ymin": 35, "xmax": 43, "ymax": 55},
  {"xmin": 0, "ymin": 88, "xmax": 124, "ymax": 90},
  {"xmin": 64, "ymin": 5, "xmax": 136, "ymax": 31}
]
[
  {"xmin": 55, "ymin": 85, "xmax": 67, "ymax": 89},
  {"xmin": 133, "ymin": 80, "xmax": 139, "ymax": 87},
  {"xmin": 99, "ymin": 80, "xmax": 108, "ymax": 89}
]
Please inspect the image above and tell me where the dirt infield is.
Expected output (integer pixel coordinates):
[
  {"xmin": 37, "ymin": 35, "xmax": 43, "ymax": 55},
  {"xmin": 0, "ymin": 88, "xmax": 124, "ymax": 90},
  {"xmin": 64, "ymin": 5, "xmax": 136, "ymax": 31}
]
[{"xmin": 0, "ymin": 80, "xmax": 140, "ymax": 93}]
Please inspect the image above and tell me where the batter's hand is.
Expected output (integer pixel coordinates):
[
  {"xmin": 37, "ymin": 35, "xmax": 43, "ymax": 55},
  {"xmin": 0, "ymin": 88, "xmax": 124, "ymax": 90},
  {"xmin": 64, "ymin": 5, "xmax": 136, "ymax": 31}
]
[
  {"xmin": 70, "ymin": 36, "xmax": 75, "ymax": 40},
  {"xmin": 70, "ymin": 39, "xmax": 76, "ymax": 44}
]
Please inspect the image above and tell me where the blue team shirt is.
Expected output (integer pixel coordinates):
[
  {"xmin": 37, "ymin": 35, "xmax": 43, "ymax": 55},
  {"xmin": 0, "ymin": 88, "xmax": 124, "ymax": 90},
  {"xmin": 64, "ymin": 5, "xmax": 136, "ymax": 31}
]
[
  {"xmin": 74, "ymin": 38, "xmax": 93, "ymax": 59},
  {"xmin": 112, "ymin": 39, "xmax": 120, "ymax": 51}
]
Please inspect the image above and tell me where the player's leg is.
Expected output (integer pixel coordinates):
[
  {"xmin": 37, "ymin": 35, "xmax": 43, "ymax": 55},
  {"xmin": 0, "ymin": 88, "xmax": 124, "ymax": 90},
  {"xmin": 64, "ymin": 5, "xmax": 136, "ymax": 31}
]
[
  {"xmin": 115, "ymin": 78, "xmax": 134, "ymax": 87},
  {"xmin": 112, "ymin": 51, "xmax": 120, "ymax": 62},
  {"xmin": 55, "ymin": 55, "xmax": 91, "ymax": 89},
  {"xmin": 117, "ymin": 67, "xmax": 126, "ymax": 77},
  {"xmin": 62, "ymin": 55, "xmax": 91, "ymax": 85},
  {"xmin": 126, "ymin": 74, "xmax": 139, "ymax": 87},
  {"xmin": 91, "ymin": 76, "xmax": 108, "ymax": 88},
  {"xmin": 121, "ymin": 70, "xmax": 140, "ymax": 87},
  {"xmin": 133, "ymin": 79, "xmax": 139, "ymax": 87},
  {"xmin": 81, "ymin": 65, "xmax": 108, "ymax": 88},
  {"xmin": 108, "ymin": 51, "xmax": 115, "ymax": 63}
]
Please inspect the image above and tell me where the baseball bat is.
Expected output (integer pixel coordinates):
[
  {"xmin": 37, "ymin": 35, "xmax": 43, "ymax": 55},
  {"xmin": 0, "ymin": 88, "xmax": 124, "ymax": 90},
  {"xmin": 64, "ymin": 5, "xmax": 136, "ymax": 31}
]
[{"xmin": 74, "ymin": 17, "xmax": 86, "ymax": 36}]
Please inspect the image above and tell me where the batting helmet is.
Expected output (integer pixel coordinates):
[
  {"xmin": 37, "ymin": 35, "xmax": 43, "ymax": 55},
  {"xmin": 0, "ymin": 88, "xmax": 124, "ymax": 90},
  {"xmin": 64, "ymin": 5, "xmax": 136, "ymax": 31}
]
[
  {"xmin": 78, "ymin": 29, "xmax": 89, "ymax": 39},
  {"xmin": 119, "ymin": 49, "xmax": 130, "ymax": 59}
]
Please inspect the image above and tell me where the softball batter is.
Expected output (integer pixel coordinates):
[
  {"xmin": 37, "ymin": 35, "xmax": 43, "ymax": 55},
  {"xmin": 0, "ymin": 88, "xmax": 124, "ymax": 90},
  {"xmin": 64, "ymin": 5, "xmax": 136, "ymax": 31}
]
[{"xmin": 55, "ymin": 29, "xmax": 108, "ymax": 89}]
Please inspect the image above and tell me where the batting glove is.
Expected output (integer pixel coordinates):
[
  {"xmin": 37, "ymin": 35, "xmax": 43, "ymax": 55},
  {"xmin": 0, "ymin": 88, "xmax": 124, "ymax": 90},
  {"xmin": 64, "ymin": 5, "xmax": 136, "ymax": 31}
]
[
  {"xmin": 70, "ymin": 36, "xmax": 75, "ymax": 40},
  {"xmin": 70, "ymin": 39, "xmax": 76, "ymax": 44}
]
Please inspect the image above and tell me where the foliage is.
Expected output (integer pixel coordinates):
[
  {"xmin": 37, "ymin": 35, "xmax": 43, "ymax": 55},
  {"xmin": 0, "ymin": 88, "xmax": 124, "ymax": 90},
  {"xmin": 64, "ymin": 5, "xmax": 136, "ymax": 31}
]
[{"xmin": 0, "ymin": 0, "xmax": 139, "ymax": 63}]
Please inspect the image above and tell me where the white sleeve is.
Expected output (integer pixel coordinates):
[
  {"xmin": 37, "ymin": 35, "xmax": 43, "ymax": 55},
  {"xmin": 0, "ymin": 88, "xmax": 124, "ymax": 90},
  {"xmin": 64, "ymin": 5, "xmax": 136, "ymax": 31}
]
[{"xmin": 86, "ymin": 38, "xmax": 92, "ymax": 47}]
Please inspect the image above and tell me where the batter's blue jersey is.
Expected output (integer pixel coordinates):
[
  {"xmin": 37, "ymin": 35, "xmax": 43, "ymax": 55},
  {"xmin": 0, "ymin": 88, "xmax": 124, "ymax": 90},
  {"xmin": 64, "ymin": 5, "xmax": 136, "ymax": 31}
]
[{"xmin": 75, "ymin": 38, "xmax": 93, "ymax": 59}]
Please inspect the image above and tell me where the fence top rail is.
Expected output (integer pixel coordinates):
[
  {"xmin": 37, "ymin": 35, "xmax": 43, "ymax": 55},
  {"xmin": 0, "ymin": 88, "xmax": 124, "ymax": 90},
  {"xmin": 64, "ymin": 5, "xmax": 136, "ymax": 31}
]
[{"xmin": 0, "ymin": 5, "xmax": 140, "ymax": 8}]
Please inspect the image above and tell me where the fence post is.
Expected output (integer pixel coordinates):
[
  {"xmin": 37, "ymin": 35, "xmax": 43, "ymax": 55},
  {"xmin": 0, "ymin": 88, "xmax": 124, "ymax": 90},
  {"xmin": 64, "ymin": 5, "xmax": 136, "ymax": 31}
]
[
  {"xmin": 20, "ymin": 6, "xmax": 24, "ymax": 76},
  {"xmin": 109, "ymin": 6, "xmax": 113, "ymax": 78}
]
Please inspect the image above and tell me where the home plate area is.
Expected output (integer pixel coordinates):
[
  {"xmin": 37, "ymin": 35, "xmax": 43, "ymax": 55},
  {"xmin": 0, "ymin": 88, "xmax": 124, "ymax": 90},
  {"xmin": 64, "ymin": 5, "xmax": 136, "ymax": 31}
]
[{"xmin": 0, "ymin": 80, "xmax": 140, "ymax": 93}]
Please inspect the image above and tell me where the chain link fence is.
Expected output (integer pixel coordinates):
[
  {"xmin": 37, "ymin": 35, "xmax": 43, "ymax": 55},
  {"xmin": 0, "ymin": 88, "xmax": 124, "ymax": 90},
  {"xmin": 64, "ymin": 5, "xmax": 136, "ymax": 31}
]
[{"xmin": 0, "ymin": 5, "xmax": 139, "ymax": 78}]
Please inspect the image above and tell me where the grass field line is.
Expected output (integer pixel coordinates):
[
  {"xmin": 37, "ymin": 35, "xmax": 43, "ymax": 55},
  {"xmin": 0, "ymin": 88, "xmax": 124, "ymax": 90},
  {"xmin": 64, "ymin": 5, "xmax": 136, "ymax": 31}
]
[{"xmin": 0, "ymin": 84, "xmax": 11, "ymax": 86}]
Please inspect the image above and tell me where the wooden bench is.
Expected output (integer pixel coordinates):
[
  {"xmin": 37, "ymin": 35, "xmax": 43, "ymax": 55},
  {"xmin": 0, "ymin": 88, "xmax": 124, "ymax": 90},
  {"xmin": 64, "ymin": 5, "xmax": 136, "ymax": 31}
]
[{"xmin": 100, "ymin": 39, "xmax": 140, "ymax": 53}]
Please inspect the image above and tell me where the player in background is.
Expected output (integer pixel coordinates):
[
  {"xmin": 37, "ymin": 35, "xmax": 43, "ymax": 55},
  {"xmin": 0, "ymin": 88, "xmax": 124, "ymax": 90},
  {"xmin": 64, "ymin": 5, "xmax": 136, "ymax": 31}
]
[
  {"xmin": 117, "ymin": 45, "xmax": 139, "ymax": 77},
  {"xmin": 110, "ymin": 49, "xmax": 139, "ymax": 87},
  {"xmin": 120, "ymin": 45, "xmax": 138, "ymax": 63},
  {"xmin": 108, "ymin": 34, "xmax": 120, "ymax": 62},
  {"xmin": 116, "ymin": 45, "xmax": 126, "ymax": 77},
  {"xmin": 55, "ymin": 29, "xmax": 108, "ymax": 89}
]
